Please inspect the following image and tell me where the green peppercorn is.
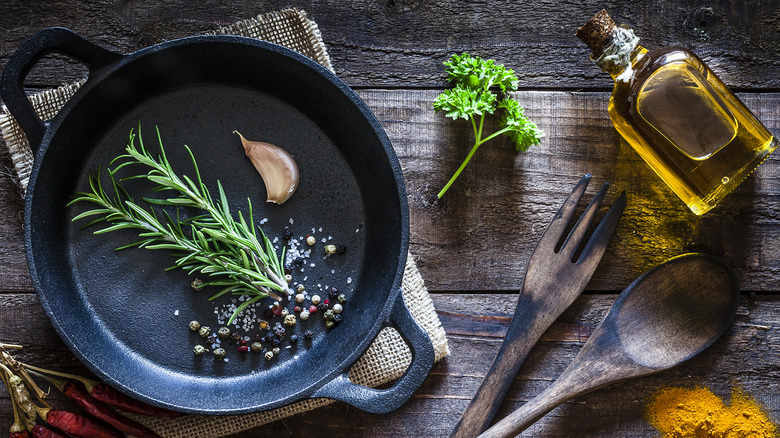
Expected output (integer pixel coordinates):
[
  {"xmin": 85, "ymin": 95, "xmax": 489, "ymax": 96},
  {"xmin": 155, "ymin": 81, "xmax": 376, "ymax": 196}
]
[
  {"xmin": 189, "ymin": 320, "xmax": 201, "ymax": 331},
  {"xmin": 324, "ymin": 309, "xmax": 335, "ymax": 321},
  {"xmin": 213, "ymin": 347, "xmax": 227, "ymax": 360},
  {"xmin": 250, "ymin": 342, "xmax": 263, "ymax": 353},
  {"xmin": 325, "ymin": 320, "xmax": 336, "ymax": 329},
  {"xmin": 198, "ymin": 326, "xmax": 211, "ymax": 338},
  {"xmin": 296, "ymin": 284, "xmax": 306, "ymax": 293},
  {"xmin": 217, "ymin": 327, "xmax": 231, "ymax": 340},
  {"xmin": 324, "ymin": 244, "xmax": 337, "ymax": 254},
  {"xmin": 272, "ymin": 347, "xmax": 281, "ymax": 355},
  {"xmin": 191, "ymin": 278, "xmax": 205, "ymax": 291},
  {"xmin": 338, "ymin": 294, "xmax": 347, "ymax": 304},
  {"xmin": 193, "ymin": 345, "xmax": 208, "ymax": 355},
  {"xmin": 284, "ymin": 314, "xmax": 297, "ymax": 326}
]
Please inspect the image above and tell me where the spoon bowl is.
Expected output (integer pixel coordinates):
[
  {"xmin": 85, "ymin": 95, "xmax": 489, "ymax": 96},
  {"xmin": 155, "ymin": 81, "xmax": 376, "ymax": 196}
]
[{"xmin": 478, "ymin": 253, "xmax": 740, "ymax": 438}]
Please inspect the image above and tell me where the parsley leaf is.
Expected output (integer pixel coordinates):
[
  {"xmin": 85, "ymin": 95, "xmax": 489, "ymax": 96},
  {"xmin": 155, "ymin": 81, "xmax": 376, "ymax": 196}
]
[{"xmin": 433, "ymin": 53, "xmax": 543, "ymax": 198}]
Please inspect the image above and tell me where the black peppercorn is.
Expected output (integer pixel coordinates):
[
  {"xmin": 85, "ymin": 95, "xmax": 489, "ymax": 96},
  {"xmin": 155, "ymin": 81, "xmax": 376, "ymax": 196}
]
[
  {"xmin": 337, "ymin": 245, "xmax": 347, "ymax": 255},
  {"xmin": 284, "ymin": 263, "xmax": 293, "ymax": 274},
  {"xmin": 283, "ymin": 229, "xmax": 293, "ymax": 240},
  {"xmin": 294, "ymin": 256, "xmax": 304, "ymax": 265},
  {"xmin": 231, "ymin": 332, "xmax": 242, "ymax": 343},
  {"xmin": 328, "ymin": 287, "xmax": 339, "ymax": 299},
  {"xmin": 317, "ymin": 302, "xmax": 328, "ymax": 312},
  {"xmin": 272, "ymin": 338, "xmax": 281, "ymax": 348},
  {"xmin": 289, "ymin": 335, "xmax": 298, "ymax": 344},
  {"xmin": 333, "ymin": 314, "xmax": 342, "ymax": 324},
  {"xmin": 264, "ymin": 308, "xmax": 274, "ymax": 319},
  {"xmin": 253, "ymin": 332, "xmax": 264, "ymax": 342},
  {"xmin": 264, "ymin": 332, "xmax": 276, "ymax": 343},
  {"xmin": 273, "ymin": 326, "xmax": 286, "ymax": 339},
  {"xmin": 304, "ymin": 330, "xmax": 314, "ymax": 340}
]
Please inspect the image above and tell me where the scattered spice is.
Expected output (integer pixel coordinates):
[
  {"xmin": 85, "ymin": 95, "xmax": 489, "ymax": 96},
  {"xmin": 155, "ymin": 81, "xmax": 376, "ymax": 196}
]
[
  {"xmin": 306, "ymin": 235, "xmax": 316, "ymax": 246},
  {"xmin": 190, "ymin": 278, "xmax": 204, "ymax": 292},
  {"xmin": 646, "ymin": 386, "xmax": 777, "ymax": 437},
  {"xmin": 198, "ymin": 326, "xmax": 211, "ymax": 338},
  {"xmin": 193, "ymin": 345, "xmax": 208, "ymax": 355},
  {"xmin": 188, "ymin": 320, "xmax": 200, "ymax": 331},
  {"xmin": 213, "ymin": 348, "xmax": 227, "ymax": 360},
  {"xmin": 217, "ymin": 327, "xmax": 231, "ymax": 340},
  {"xmin": 324, "ymin": 244, "xmax": 337, "ymax": 255}
]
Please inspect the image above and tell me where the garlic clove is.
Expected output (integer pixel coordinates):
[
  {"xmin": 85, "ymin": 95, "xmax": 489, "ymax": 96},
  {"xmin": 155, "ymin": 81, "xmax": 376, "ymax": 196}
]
[{"xmin": 234, "ymin": 131, "xmax": 299, "ymax": 204}]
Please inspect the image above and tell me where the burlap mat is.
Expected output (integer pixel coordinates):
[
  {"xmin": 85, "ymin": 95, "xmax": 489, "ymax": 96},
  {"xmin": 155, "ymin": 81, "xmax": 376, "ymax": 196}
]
[{"xmin": 0, "ymin": 9, "xmax": 449, "ymax": 437}]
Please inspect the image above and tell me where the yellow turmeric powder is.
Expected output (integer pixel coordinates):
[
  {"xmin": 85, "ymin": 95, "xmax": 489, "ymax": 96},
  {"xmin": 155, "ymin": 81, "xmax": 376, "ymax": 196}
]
[{"xmin": 646, "ymin": 386, "xmax": 777, "ymax": 437}]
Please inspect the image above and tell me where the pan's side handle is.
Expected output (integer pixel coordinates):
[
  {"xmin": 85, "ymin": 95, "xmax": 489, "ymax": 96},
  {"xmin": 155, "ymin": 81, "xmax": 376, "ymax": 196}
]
[
  {"xmin": 1, "ymin": 27, "xmax": 122, "ymax": 152},
  {"xmin": 310, "ymin": 291, "xmax": 435, "ymax": 414}
]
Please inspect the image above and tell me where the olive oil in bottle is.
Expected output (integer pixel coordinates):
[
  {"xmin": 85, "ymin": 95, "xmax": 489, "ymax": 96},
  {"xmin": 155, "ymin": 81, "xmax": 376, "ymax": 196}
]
[{"xmin": 577, "ymin": 10, "xmax": 777, "ymax": 215}]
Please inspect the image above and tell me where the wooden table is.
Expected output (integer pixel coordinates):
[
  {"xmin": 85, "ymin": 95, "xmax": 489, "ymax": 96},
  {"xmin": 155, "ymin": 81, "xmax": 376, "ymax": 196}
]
[{"xmin": 1, "ymin": 2, "xmax": 779, "ymax": 436}]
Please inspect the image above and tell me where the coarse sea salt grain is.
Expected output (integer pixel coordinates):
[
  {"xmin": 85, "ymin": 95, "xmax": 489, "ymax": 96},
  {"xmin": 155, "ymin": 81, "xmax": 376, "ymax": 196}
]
[
  {"xmin": 347, "ymin": 277, "xmax": 353, "ymax": 284},
  {"xmin": 260, "ymin": 218, "xmax": 268, "ymax": 224},
  {"xmin": 289, "ymin": 218, "xmax": 294, "ymax": 224},
  {"xmin": 174, "ymin": 310, "xmax": 179, "ymax": 316}
]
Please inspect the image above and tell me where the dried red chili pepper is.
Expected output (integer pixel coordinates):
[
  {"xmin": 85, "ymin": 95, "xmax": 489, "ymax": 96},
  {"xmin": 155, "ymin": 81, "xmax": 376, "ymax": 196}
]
[
  {"xmin": 31, "ymin": 425, "xmax": 68, "ymax": 438},
  {"xmin": 62, "ymin": 381, "xmax": 161, "ymax": 438},
  {"xmin": 40, "ymin": 409, "xmax": 122, "ymax": 438},
  {"xmin": 90, "ymin": 383, "xmax": 182, "ymax": 417}
]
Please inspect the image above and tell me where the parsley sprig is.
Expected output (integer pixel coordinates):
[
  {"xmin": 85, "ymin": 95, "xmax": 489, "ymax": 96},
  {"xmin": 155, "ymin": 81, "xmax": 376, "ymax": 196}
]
[{"xmin": 433, "ymin": 53, "xmax": 544, "ymax": 198}]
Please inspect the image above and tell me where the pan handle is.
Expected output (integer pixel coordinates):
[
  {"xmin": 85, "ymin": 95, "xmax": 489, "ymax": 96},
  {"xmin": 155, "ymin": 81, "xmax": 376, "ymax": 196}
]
[
  {"xmin": 1, "ymin": 27, "xmax": 122, "ymax": 152},
  {"xmin": 310, "ymin": 290, "xmax": 435, "ymax": 414}
]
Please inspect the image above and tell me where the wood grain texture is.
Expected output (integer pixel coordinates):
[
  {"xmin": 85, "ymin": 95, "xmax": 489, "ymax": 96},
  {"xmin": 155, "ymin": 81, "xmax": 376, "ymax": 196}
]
[
  {"xmin": 0, "ymin": 293, "xmax": 778, "ymax": 437},
  {"xmin": 0, "ymin": 0, "xmax": 778, "ymax": 89}
]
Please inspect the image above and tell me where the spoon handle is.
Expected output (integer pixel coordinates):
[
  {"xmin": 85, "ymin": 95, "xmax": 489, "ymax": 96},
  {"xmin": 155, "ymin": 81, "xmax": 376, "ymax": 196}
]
[{"xmin": 475, "ymin": 371, "xmax": 584, "ymax": 438}]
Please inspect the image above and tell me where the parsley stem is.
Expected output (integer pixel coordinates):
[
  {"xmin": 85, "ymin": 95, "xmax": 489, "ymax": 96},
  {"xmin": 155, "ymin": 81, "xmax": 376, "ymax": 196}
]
[{"xmin": 437, "ymin": 138, "xmax": 483, "ymax": 199}]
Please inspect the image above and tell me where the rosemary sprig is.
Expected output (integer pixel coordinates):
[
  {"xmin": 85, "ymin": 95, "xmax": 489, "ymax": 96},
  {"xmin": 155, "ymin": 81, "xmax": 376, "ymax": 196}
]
[{"xmin": 68, "ymin": 127, "xmax": 292, "ymax": 325}]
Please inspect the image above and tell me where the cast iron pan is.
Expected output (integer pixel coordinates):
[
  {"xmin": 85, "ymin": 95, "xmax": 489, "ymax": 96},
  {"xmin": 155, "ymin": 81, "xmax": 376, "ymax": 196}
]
[{"xmin": 1, "ymin": 27, "xmax": 434, "ymax": 415}]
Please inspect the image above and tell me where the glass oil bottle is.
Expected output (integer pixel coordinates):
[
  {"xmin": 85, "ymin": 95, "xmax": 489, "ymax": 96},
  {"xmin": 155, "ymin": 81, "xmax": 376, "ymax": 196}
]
[{"xmin": 577, "ymin": 10, "xmax": 777, "ymax": 215}]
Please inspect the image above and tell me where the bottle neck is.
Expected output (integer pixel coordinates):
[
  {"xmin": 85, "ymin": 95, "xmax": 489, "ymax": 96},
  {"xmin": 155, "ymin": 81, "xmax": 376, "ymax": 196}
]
[{"xmin": 592, "ymin": 27, "xmax": 646, "ymax": 82}]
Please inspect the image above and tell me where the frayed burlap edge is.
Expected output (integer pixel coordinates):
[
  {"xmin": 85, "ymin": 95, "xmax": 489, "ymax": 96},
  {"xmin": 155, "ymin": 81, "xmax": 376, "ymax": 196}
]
[{"xmin": 0, "ymin": 8, "xmax": 449, "ymax": 438}]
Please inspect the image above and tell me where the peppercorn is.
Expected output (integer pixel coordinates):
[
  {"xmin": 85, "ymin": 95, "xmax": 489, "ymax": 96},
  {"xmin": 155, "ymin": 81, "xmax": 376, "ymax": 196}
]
[
  {"xmin": 328, "ymin": 287, "xmax": 339, "ymax": 299},
  {"xmin": 272, "ymin": 347, "xmax": 281, "ymax": 355},
  {"xmin": 284, "ymin": 263, "xmax": 293, "ymax": 274},
  {"xmin": 253, "ymin": 332, "xmax": 264, "ymax": 342},
  {"xmin": 311, "ymin": 295, "xmax": 321, "ymax": 305},
  {"xmin": 283, "ymin": 229, "xmax": 293, "ymax": 240},
  {"xmin": 272, "ymin": 302, "xmax": 283, "ymax": 316},
  {"xmin": 304, "ymin": 330, "xmax": 314, "ymax": 340},
  {"xmin": 213, "ymin": 348, "xmax": 227, "ymax": 360},
  {"xmin": 296, "ymin": 284, "xmax": 306, "ymax": 293},
  {"xmin": 264, "ymin": 332, "xmax": 276, "ymax": 343},
  {"xmin": 273, "ymin": 325, "xmax": 286, "ymax": 338},
  {"xmin": 317, "ymin": 302, "xmax": 328, "ymax": 312},
  {"xmin": 325, "ymin": 320, "xmax": 335, "ymax": 329},
  {"xmin": 217, "ymin": 327, "xmax": 231, "ymax": 340},
  {"xmin": 193, "ymin": 345, "xmax": 208, "ymax": 355},
  {"xmin": 309, "ymin": 305, "xmax": 318, "ymax": 314},
  {"xmin": 324, "ymin": 309, "xmax": 335, "ymax": 321},
  {"xmin": 337, "ymin": 245, "xmax": 347, "ymax": 255},
  {"xmin": 264, "ymin": 308, "xmax": 274, "ymax": 319},
  {"xmin": 324, "ymin": 244, "xmax": 337, "ymax": 254},
  {"xmin": 189, "ymin": 320, "xmax": 201, "ymax": 331},
  {"xmin": 284, "ymin": 314, "xmax": 297, "ymax": 327},
  {"xmin": 264, "ymin": 350, "xmax": 274, "ymax": 360},
  {"xmin": 289, "ymin": 335, "xmax": 299, "ymax": 344},
  {"xmin": 284, "ymin": 274, "xmax": 293, "ymax": 283},
  {"xmin": 198, "ymin": 326, "xmax": 211, "ymax": 338},
  {"xmin": 238, "ymin": 345, "xmax": 249, "ymax": 353},
  {"xmin": 251, "ymin": 342, "xmax": 263, "ymax": 353},
  {"xmin": 333, "ymin": 314, "xmax": 343, "ymax": 324},
  {"xmin": 231, "ymin": 332, "xmax": 242, "ymax": 343},
  {"xmin": 295, "ymin": 293, "xmax": 305, "ymax": 303},
  {"xmin": 281, "ymin": 308, "xmax": 290, "ymax": 317},
  {"xmin": 306, "ymin": 235, "xmax": 316, "ymax": 246},
  {"xmin": 272, "ymin": 338, "xmax": 281, "ymax": 348},
  {"xmin": 191, "ymin": 278, "xmax": 205, "ymax": 291},
  {"xmin": 294, "ymin": 257, "xmax": 304, "ymax": 265},
  {"xmin": 338, "ymin": 294, "xmax": 347, "ymax": 304},
  {"xmin": 259, "ymin": 320, "xmax": 270, "ymax": 330},
  {"xmin": 299, "ymin": 310, "xmax": 310, "ymax": 320},
  {"xmin": 239, "ymin": 339, "xmax": 248, "ymax": 346},
  {"xmin": 332, "ymin": 303, "xmax": 343, "ymax": 314}
]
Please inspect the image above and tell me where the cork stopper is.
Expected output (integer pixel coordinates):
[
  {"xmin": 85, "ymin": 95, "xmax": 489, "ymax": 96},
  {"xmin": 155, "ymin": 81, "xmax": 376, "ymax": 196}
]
[{"xmin": 576, "ymin": 9, "xmax": 617, "ymax": 57}]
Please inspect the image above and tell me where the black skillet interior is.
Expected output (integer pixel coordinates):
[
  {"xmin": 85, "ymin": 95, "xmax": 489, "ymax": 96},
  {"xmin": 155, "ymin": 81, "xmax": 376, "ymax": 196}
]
[{"xmin": 18, "ymin": 34, "xmax": 412, "ymax": 413}]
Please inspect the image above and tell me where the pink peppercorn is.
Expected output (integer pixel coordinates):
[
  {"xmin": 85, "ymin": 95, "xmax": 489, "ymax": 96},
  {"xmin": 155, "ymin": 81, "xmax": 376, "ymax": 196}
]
[
  {"xmin": 323, "ymin": 299, "xmax": 330, "ymax": 306},
  {"xmin": 238, "ymin": 346, "xmax": 249, "ymax": 353},
  {"xmin": 309, "ymin": 305, "xmax": 318, "ymax": 314},
  {"xmin": 239, "ymin": 339, "xmax": 248, "ymax": 346},
  {"xmin": 294, "ymin": 306, "xmax": 301, "ymax": 312}
]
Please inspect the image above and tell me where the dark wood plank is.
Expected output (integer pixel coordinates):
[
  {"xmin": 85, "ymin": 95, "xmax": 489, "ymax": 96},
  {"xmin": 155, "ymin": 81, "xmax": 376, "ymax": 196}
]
[
  {"xmin": 0, "ymin": 0, "xmax": 778, "ymax": 89},
  {"xmin": 1, "ymin": 293, "xmax": 777, "ymax": 437},
  {"xmin": 2, "ymin": 90, "xmax": 779, "ymax": 293}
]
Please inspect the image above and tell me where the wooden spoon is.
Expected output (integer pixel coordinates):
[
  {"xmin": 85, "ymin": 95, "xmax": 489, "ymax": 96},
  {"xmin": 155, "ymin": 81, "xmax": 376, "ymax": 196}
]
[{"xmin": 477, "ymin": 253, "xmax": 740, "ymax": 438}]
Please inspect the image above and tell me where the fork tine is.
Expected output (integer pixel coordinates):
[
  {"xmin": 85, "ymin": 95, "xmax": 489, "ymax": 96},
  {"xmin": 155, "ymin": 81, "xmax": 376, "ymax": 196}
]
[
  {"xmin": 576, "ymin": 190, "xmax": 627, "ymax": 266},
  {"xmin": 559, "ymin": 182, "xmax": 610, "ymax": 260},
  {"xmin": 536, "ymin": 174, "xmax": 592, "ymax": 252}
]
